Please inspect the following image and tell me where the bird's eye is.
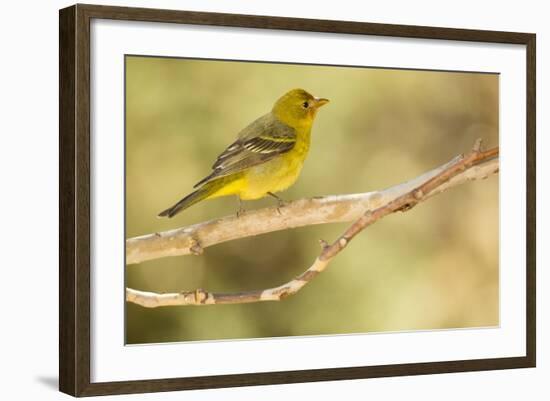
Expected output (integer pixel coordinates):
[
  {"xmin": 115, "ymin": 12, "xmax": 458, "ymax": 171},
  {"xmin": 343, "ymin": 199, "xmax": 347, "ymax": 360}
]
[{"xmin": 302, "ymin": 101, "xmax": 309, "ymax": 109}]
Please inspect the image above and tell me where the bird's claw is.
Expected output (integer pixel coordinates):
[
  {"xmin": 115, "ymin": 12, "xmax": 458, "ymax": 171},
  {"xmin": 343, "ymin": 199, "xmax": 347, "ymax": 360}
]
[
  {"xmin": 276, "ymin": 199, "xmax": 290, "ymax": 215},
  {"xmin": 236, "ymin": 198, "xmax": 246, "ymax": 218},
  {"xmin": 267, "ymin": 192, "xmax": 289, "ymax": 215}
]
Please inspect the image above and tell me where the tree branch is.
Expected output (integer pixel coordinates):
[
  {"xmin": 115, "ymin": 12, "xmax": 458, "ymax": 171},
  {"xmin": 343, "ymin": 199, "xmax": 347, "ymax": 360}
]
[
  {"xmin": 126, "ymin": 146, "xmax": 498, "ymax": 265},
  {"xmin": 126, "ymin": 140, "xmax": 498, "ymax": 308}
]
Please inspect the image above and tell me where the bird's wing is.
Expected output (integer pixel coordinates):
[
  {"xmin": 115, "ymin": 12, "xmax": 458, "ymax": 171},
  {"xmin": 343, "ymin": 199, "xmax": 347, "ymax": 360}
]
[{"xmin": 193, "ymin": 114, "xmax": 296, "ymax": 188}]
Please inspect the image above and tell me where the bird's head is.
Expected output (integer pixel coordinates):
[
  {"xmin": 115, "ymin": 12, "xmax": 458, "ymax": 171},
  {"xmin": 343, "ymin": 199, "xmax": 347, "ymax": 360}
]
[{"xmin": 272, "ymin": 88, "xmax": 329, "ymax": 127}]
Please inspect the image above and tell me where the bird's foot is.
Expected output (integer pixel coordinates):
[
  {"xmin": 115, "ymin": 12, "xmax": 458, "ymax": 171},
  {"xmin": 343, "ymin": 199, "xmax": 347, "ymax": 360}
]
[
  {"xmin": 276, "ymin": 199, "xmax": 290, "ymax": 215},
  {"xmin": 236, "ymin": 198, "xmax": 246, "ymax": 218},
  {"xmin": 268, "ymin": 192, "xmax": 289, "ymax": 215}
]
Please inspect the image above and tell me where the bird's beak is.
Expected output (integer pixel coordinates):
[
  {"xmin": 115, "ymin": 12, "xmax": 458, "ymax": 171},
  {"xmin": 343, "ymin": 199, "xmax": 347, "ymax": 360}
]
[{"xmin": 313, "ymin": 97, "xmax": 329, "ymax": 108}]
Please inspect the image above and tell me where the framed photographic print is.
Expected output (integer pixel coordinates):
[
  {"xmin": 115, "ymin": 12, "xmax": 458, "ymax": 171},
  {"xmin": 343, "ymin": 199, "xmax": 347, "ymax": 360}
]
[{"xmin": 59, "ymin": 3, "xmax": 536, "ymax": 397}]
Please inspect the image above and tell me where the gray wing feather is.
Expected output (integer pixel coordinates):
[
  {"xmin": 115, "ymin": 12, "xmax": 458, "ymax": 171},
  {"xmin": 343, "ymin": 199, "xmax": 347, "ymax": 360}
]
[{"xmin": 193, "ymin": 114, "xmax": 296, "ymax": 188}]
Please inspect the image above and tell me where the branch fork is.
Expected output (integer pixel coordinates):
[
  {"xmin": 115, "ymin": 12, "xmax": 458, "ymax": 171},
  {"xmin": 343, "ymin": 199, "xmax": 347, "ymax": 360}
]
[{"xmin": 126, "ymin": 140, "xmax": 498, "ymax": 307}]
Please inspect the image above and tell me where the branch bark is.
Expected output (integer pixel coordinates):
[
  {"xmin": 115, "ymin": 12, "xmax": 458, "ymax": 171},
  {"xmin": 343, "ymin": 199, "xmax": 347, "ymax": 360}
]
[
  {"xmin": 126, "ymin": 141, "xmax": 498, "ymax": 308},
  {"xmin": 127, "ymin": 147, "xmax": 498, "ymax": 265}
]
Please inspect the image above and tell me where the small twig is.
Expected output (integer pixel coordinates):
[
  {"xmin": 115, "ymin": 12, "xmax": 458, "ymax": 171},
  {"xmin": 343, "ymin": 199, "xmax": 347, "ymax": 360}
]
[{"xmin": 126, "ymin": 141, "xmax": 498, "ymax": 308}]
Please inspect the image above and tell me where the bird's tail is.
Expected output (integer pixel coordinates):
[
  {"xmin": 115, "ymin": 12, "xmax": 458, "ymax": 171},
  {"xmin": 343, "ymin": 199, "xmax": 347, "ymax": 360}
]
[{"xmin": 158, "ymin": 186, "xmax": 212, "ymax": 218}]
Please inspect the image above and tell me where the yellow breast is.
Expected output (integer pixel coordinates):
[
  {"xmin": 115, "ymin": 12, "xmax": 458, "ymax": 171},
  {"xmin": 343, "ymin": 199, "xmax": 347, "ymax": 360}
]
[{"xmin": 239, "ymin": 134, "xmax": 310, "ymax": 200}]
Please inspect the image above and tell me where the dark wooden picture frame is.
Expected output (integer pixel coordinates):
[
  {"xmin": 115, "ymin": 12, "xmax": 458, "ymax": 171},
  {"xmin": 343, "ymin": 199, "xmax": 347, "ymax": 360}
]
[{"xmin": 59, "ymin": 3, "xmax": 536, "ymax": 397}]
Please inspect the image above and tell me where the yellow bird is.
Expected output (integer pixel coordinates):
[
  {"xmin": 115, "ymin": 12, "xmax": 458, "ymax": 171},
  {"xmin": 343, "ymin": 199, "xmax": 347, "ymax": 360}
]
[{"xmin": 158, "ymin": 88, "xmax": 329, "ymax": 218}]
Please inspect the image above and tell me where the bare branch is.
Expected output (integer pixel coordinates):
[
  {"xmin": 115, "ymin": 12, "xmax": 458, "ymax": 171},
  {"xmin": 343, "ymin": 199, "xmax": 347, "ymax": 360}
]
[
  {"xmin": 126, "ymin": 147, "xmax": 498, "ymax": 265},
  {"xmin": 126, "ymin": 142, "xmax": 498, "ymax": 308}
]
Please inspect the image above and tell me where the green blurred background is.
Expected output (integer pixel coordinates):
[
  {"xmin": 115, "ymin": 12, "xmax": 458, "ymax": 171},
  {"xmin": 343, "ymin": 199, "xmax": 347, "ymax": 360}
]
[{"xmin": 125, "ymin": 56, "xmax": 499, "ymax": 344}]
